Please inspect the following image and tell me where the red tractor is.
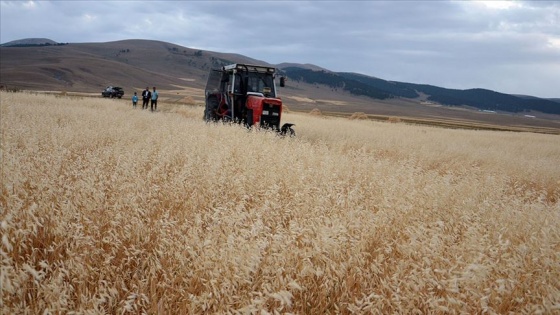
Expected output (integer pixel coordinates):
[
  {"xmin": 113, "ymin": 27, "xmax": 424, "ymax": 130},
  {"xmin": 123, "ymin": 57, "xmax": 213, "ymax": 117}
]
[{"xmin": 204, "ymin": 63, "xmax": 294, "ymax": 136}]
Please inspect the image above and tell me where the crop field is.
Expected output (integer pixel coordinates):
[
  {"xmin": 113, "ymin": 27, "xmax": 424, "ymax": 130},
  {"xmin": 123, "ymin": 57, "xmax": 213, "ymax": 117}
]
[{"xmin": 1, "ymin": 92, "xmax": 559, "ymax": 314}]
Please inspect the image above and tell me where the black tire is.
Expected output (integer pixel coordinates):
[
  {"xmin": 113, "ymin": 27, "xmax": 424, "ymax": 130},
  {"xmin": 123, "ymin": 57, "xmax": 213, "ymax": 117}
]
[
  {"xmin": 288, "ymin": 127, "xmax": 296, "ymax": 137},
  {"xmin": 204, "ymin": 97, "xmax": 219, "ymax": 121},
  {"xmin": 280, "ymin": 123, "xmax": 296, "ymax": 137}
]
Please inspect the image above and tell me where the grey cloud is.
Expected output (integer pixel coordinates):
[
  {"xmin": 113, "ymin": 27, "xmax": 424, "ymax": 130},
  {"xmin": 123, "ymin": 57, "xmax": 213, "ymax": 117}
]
[{"xmin": 1, "ymin": 0, "xmax": 558, "ymax": 97}]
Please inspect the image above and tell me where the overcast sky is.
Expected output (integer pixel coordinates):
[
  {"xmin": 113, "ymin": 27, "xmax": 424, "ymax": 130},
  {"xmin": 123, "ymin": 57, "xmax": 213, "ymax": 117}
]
[{"xmin": 1, "ymin": 0, "xmax": 559, "ymax": 98}]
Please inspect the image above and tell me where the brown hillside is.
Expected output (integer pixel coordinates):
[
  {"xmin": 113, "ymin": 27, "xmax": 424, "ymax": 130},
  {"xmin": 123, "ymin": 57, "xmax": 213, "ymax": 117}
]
[{"xmin": 0, "ymin": 39, "xmax": 266, "ymax": 93}]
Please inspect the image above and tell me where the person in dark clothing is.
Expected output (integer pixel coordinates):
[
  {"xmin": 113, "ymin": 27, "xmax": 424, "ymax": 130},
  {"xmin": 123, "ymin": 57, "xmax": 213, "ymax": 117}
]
[{"xmin": 141, "ymin": 87, "xmax": 151, "ymax": 110}]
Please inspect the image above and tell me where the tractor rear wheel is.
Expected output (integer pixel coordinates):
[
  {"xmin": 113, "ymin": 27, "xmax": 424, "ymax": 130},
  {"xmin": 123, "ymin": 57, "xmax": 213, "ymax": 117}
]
[{"xmin": 204, "ymin": 97, "xmax": 219, "ymax": 121}]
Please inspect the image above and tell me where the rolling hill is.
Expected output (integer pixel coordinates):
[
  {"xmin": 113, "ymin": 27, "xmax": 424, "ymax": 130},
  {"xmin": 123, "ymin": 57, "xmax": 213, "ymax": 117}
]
[
  {"xmin": 281, "ymin": 68, "xmax": 560, "ymax": 115},
  {"xmin": 0, "ymin": 37, "xmax": 61, "ymax": 47},
  {"xmin": 0, "ymin": 39, "xmax": 267, "ymax": 92},
  {"xmin": 1, "ymin": 38, "xmax": 559, "ymax": 132}
]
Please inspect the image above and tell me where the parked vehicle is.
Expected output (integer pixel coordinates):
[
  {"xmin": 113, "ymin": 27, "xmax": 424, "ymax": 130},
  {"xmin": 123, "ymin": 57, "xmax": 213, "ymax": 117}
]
[
  {"xmin": 204, "ymin": 63, "xmax": 294, "ymax": 136},
  {"xmin": 101, "ymin": 86, "xmax": 124, "ymax": 98}
]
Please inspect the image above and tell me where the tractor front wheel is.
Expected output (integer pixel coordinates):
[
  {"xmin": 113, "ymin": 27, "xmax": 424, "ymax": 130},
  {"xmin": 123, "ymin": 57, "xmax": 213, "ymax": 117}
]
[{"xmin": 280, "ymin": 123, "xmax": 296, "ymax": 137}]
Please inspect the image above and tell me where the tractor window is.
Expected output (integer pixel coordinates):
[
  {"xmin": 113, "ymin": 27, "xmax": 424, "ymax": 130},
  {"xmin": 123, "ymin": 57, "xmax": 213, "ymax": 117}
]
[
  {"xmin": 233, "ymin": 74, "xmax": 242, "ymax": 93},
  {"xmin": 205, "ymin": 70, "xmax": 223, "ymax": 93},
  {"xmin": 246, "ymin": 74, "xmax": 276, "ymax": 97}
]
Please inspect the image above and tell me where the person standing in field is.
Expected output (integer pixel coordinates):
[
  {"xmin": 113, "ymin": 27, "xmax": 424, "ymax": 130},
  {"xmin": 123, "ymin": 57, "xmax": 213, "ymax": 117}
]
[
  {"xmin": 141, "ymin": 87, "xmax": 151, "ymax": 110},
  {"xmin": 132, "ymin": 92, "xmax": 138, "ymax": 108},
  {"xmin": 151, "ymin": 86, "xmax": 159, "ymax": 112}
]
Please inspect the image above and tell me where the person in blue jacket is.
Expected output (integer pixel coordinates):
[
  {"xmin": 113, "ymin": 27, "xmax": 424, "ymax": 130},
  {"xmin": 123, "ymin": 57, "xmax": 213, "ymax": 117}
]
[
  {"xmin": 132, "ymin": 92, "xmax": 138, "ymax": 108},
  {"xmin": 151, "ymin": 86, "xmax": 159, "ymax": 112}
]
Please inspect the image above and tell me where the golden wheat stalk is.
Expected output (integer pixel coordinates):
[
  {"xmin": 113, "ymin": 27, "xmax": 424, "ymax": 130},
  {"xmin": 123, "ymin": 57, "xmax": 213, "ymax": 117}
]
[{"xmin": 1, "ymin": 92, "xmax": 559, "ymax": 313}]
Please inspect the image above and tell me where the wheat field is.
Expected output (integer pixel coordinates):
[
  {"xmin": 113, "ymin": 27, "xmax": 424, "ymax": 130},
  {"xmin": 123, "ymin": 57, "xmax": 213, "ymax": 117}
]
[{"xmin": 1, "ymin": 92, "xmax": 559, "ymax": 314}]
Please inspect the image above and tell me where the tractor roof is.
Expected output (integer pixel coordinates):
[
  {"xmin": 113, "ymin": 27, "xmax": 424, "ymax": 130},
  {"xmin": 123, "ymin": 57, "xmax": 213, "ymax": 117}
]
[{"xmin": 222, "ymin": 63, "xmax": 276, "ymax": 74}]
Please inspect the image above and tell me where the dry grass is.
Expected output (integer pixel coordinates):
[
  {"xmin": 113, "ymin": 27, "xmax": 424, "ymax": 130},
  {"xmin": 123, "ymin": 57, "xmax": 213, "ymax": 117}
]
[
  {"xmin": 309, "ymin": 108, "xmax": 322, "ymax": 116},
  {"xmin": 387, "ymin": 116, "xmax": 402, "ymax": 124},
  {"xmin": 349, "ymin": 112, "xmax": 368, "ymax": 120},
  {"xmin": 1, "ymin": 92, "xmax": 559, "ymax": 314}
]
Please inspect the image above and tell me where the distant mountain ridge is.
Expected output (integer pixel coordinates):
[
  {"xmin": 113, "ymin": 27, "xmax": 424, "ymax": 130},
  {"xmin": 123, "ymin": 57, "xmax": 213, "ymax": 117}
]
[
  {"xmin": 1, "ymin": 38, "xmax": 66, "ymax": 47},
  {"xmin": 276, "ymin": 63, "xmax": 330, "ymax": 72},
  {"xmin": 280, "ymin": 67, "xmax": 560, "ymax": 115}
]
